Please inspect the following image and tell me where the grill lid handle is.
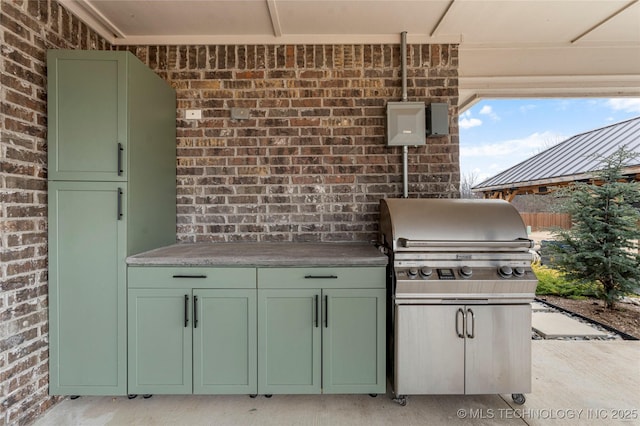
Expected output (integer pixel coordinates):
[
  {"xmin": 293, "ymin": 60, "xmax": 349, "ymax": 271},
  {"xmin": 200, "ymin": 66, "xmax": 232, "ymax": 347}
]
[{"xmin": 399, "ymin": 238, "xmax": 534, "ymax": 250}]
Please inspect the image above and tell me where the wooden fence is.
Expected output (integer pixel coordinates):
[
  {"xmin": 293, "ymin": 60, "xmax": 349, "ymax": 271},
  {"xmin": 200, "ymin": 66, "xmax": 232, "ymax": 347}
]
[{"xmin": 519, "ymin": 213, "xmax": 571, "ymax": 231}]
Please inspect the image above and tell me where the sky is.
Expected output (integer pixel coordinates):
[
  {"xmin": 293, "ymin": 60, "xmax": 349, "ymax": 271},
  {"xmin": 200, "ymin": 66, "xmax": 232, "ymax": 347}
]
[{"xmin": 459, "ymin": 98, "xmax": 640, "ymax": 186}]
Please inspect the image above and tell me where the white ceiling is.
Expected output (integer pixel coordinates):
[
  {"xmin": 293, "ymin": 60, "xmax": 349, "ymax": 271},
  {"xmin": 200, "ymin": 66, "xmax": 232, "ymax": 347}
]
[{"xmin": 61, "ymin": 0, "xmax": 640, "ymax": 110}]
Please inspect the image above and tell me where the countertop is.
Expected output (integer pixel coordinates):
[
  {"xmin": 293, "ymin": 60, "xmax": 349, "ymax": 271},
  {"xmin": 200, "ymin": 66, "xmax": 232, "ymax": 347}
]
[{"xmin": 126, "ymin": 242, "xmax": 388, "ymax": 267}]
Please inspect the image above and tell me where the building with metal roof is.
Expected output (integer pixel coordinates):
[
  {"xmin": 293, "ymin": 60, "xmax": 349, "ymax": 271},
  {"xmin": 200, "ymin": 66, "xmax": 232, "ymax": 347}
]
[{"xmin": 472, "ymin": 116, "xmax": 640, "ymax": 200}]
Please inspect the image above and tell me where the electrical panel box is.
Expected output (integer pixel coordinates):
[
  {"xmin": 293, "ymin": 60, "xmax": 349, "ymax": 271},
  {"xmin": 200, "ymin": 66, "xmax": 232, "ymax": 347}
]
[
  {"xmin": 386, "ymin": 102, "xmax": 426, "ymax": 146},
  {"xmin": 427, "ymin": 103, "xmax": 449, "ymax": 136}
]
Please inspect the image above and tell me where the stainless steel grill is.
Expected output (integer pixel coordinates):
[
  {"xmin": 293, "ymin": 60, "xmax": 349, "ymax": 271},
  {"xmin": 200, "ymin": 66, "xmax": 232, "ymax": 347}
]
[{"xmin": 379, "ymin": 198, "xmax": 537, "ymax": 406}]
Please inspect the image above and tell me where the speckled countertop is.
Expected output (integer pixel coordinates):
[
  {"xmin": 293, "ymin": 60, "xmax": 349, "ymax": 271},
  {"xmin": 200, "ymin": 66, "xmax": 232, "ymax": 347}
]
[{"xmin": 126, "ymin": 242, "xmax": 388, "ymax": 267}]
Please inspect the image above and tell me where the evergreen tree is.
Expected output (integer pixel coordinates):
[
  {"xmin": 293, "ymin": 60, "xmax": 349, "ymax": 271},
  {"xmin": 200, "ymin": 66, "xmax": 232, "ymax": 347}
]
[{"xmin": 551, "ymin": 147, "xmax": 640, "ymax": 310}]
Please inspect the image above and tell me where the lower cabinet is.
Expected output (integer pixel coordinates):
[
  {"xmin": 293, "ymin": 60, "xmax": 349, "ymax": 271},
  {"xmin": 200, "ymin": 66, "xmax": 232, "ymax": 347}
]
[
  {"xmin": 127, "ymin": 268, "xmax": 257, "ymax": 395},
  {"xmin": 257, "ymin": 267, "xmax": 386, "ymax": 395},
  {"xmin": 395, "ymin": 304, "xmax": 531, "ymax": 395},
  {"xmin": 322, "ymin": 289, "xmax": 386, "ymax": 394},
  {"xmin": 127, "ymin": 265, "xmax": 386, "ymax": 396},
  {"xmin": 258, "ymin": 289, "xmax": 321, "ymax": 394},
  {"xmin": 193, "ymin": 289, "xmax": 257, "ymax": 394},
  {"xmin": 128, "ymin": 289, "xmax": 192, "ymax": 394}
]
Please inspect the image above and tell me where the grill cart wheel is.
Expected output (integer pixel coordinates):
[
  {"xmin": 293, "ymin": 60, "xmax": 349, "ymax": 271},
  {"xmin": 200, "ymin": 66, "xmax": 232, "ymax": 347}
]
[
  {"xmin": 512, "ymin": 393, "xmax": 526, "ymax": 405},
  {"xmin": 127, "ymin": 394, "xmax": 137, "ymax": 400},
  {"xmin": 143, "ymin": 394, "xmax": 153, "ymax": 399},
  {"xmin": 393, "ymin": 395, "xmax": 407, "ymax": 406},
  {"xmin": 249, "ymin": 394, "xmax": 257, "ymax": 398}
]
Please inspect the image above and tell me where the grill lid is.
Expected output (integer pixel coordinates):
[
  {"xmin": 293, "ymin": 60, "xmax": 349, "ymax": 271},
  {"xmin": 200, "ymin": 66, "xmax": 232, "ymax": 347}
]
[{"xmin": 379, "ymin": 198, "xmax": 532, "ymax": 252}]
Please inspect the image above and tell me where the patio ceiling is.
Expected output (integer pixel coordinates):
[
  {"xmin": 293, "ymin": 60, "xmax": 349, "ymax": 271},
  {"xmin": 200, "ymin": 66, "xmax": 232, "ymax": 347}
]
[{"xmin": 60, "ymin": 0, "xmax": 640, "ymax": 110}]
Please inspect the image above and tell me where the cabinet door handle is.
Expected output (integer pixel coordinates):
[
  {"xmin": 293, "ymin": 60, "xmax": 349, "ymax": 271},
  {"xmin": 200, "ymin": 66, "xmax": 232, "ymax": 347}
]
[
  {"xmin": 466, "ymin": 308, "xmax": 475, "ymax": 339},
  {"xmin": 304, "ymin": 275, "xmax": 338, "ymax": 279},
  {"xmin": 117, "ymin": 188, "xmax": 123, "ymax": 220},
  {"xmin": 313, "ymin": 294, "xmax": 318, "ymax": 328},
  {"xmin": 184, "ymin": 295, "xmax": 189, "ymax": 327},
  {"xmin": 456, "ymin": 308, "xmax": 465, "ymax": 338},
  {"xmin": 172, "ymin": 275, "xmax": 207, "ymax": 279},
  {"xmin": 193, "ymin": 295, "xmax": 198, "ymax": 328},
  {"xmin": 117, "ymin": 143, "xmax": 124, "ymax": 176},
  {"xmin": 324, "ymin": 295, "xmax": 328, "ymax": 328}
]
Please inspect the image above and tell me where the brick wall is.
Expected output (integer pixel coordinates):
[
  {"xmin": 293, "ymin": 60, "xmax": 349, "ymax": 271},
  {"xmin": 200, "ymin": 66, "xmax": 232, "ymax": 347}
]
[
  {"xmin": 2, "ymin": 1, "xmax": 459, "ymax": 424},
  {"xmin": 124, "ymin": 44, "xmax": 460, "ymax": 243},
  {"xmin": 0, "ymin": 1, "xmax": 110, "ymax": 424}
]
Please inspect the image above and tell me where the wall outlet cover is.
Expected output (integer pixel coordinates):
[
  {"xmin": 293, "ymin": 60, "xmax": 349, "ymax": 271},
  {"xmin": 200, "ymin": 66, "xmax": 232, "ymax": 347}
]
[
  {"xmin": 185, "ymin": 109, "xmax": 202, "ymax": 120},
  {"xmin": 231, "ymin": 107, "xmax": 250, "ymax": 120}
]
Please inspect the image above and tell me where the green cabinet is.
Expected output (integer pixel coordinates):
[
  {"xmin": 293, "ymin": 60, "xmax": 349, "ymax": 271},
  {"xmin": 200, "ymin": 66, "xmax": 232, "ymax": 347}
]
[
  {"xmin": 193, "ymin": 289, "xmax": 257, "ymax": 394},
  {"xmin": 258, "ymin": 289, "xmax": 322, "ymax": 394},
  {"xmin": 47, "ymin": 50, "xmax": 176, "ymax": 396},
  {"xmin": 322, "ymin": 289, "xmax": 386, "ymax": 394},
  {"xmin": 127, "ymin": 267, "xmax": 257, "ymax": 395},
  {"xmin": 124, "ymin": 264, "xmax": 385, "ymax": 396},
  {"xmin": 47, "ymin": 51, "xmax": 127, "ymax": 181},
  {"xmin": 48, "ymin": 181, "xmax": 127, "ymax": 395},
  {"xmin": 257, "ymin": 267, "xmax": 386, "ymax": 395},
  {"xmin": 128, "ymin": 289, "xmax": 192, "ymax": 394}
]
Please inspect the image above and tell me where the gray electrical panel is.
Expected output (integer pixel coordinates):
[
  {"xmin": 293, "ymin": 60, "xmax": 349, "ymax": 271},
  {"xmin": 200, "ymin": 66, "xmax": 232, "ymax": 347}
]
[
  {"xmin": 427, "ymin": 103, "xmax": 449, "ymax": 136},
  {"xmin": 386, "ymin": 102, "xmax": 426, "ymax": 146}
]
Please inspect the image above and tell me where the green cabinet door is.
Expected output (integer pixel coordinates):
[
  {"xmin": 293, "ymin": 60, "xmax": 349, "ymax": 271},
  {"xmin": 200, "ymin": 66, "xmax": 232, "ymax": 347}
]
[
  {"xmin": 322, "ymin": 289, "xmax": 386, "ymax": 394},
  {"xmin": 48, "ymin": 181, "xmax": 127, "ymax": 395},
  {"xmin": 258, "ymin": 289, "xmax": 321, "ymax": 394},
  {"xmin": 128, "ymin": 289, "xmax": 193, "ymax": 394},
  {"xmin": 47, "ymin": 50, "xmax": 127, "ymax": 182},
  {"xmin": 193, "ymin": 289, "xmax": 257, "ymax": 394}
]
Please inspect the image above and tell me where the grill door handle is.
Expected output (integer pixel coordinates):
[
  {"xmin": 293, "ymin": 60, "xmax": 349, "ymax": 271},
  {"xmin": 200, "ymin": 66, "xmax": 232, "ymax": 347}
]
[
  {"xmin": 466, "ymin": 308, "xmax": 475, "ymax": 339},
  {"xmin": 456, "ymin": 308, "xmax": 465, "ymax": 338}
]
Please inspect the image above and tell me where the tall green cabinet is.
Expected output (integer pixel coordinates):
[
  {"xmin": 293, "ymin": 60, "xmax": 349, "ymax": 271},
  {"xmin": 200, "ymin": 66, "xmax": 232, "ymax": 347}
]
[{"xmin": 47, "ymin": 50, "xmax": 176, "ymax": 396}]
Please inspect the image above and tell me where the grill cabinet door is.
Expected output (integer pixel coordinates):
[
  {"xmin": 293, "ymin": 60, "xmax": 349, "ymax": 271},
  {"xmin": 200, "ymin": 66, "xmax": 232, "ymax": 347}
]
[
  {"xmin": 464, "ymin": 305, "xmax": 532, "ymax": 394},
  {"xmin": 395, "ymin": 305, "xmax": 464, "ymax": 395}
]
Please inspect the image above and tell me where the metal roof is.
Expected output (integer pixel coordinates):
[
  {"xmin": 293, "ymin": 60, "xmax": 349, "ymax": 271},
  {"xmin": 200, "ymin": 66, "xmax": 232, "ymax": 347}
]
[{"xmin": 473, "ymin": 116, "xmax": 640, "ymax": 192}]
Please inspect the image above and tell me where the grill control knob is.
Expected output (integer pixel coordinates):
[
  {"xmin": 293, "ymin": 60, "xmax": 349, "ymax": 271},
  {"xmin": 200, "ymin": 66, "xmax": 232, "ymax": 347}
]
[
  {"xmin": 498, "ymin": 265, "xmax": 513, "ymax": 278},
  {"xmin": 459, "ymin": 266, "xmax": 472, "ymax": 278},
  {"xmin": 407, "ymin": 268, "xmax": 418, "ymax": 279},
  {"xmin": 513, "ymin": 267, "xmax": 525, "ymax": 277},
  {"xmin": 419, "ymin": 267, "xmax": 433, "ymax": 278}
]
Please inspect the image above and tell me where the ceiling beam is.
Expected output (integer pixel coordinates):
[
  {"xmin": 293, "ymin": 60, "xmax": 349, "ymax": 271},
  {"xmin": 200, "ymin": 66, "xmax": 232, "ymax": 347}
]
[
  {"xmin": 59, "ymin": 0, "xmax": 124, "ymax": 42},
  {"xmin": 266, "ymin": 0, "xmax": 283, "ymax": 38},
  {"xmin": 430, "ymin": 0, "xmax": 456, "ymax": 37},
  {"xmin": 571, "ymin": 0, "xmax": 639, "ymax": 43}
]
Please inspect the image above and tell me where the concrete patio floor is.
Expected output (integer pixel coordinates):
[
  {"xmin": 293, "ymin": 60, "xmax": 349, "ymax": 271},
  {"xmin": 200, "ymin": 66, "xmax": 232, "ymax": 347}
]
[{"xmin": 33, "ymin": 340, "xmax": 639, "ymax": 426}]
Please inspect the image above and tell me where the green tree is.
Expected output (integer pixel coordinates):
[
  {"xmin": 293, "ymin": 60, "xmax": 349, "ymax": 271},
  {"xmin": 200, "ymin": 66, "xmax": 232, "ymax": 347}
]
[{"xmin": 551, "ymin": 147, "xmax": 640, "ymax": 310}]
